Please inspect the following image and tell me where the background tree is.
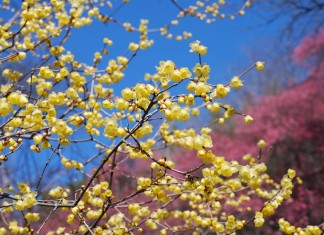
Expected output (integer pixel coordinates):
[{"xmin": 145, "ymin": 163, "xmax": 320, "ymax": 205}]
[
  {"xmin": 174, "ymin": 29, "xmax": 324, "ymax": 234},
  {"xmin": 255, "ymin": 0, "xmax": 324, "ymax": 41},
  {"xmin": 201, "ymin": 1, "xmax": 324, "ymax": 234}
]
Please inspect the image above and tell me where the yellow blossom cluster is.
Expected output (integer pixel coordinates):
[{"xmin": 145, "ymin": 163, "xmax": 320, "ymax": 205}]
[
  {"xmin": 155, "ymin": 60, "xmax": 192, "ymax": 88},
  {"xmin": 24, "ymin": 213, "xmax": 40, "ymax": 222},
  {"xmin": 190, "ymin": 40, "xmax": 208, "ymax": 55},
  {"xmin": 158, "ymin": 0, "xmax": 254, "ymax": 40},
  {"xmin": 8, "ymin": 221, "xmax": 29, "ymax": 234},
  {"xmin": 67, "ymin": 182, "xmax": 113, "ymax": 223},
  {"xmin": 278, "ymin": 218, "xmax": 323, "ymax": 235},
  {"xmin": 48, "ymin": 186, "xmax": 70, "ymax": 198},
  {"xmin": 11, "ymin": 184, "xmax": 38, "ymax": 212},
  {"xmin": 61, "ymin": 157, "xmax": 84, "ymax": 169}
]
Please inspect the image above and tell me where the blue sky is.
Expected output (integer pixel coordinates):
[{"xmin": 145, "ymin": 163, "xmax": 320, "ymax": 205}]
[{"xmin": 63, "ymin": 0, "xmax": 285, "ymax": 91}]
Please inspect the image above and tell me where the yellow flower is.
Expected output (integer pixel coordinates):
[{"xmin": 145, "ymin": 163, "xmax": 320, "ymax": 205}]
[
  {"xmin": 254, "ymin": 212, "xmax": 264, "ymax": 227},
  {"xmin": 212, "ymin": 84, "xmax": 230, "ymax": 98},
  {"xmin": 257, "ymin": 139, "xmax": 267, "ymax": 148},
  {"xmin": 244, "ymin": 115, "xmax": 253, "ymax": 124},
  {"xmin": 287, "ymin": 169, "xmax": 296, "ymax": 178},
  {"xmin": 190, "ymin": 40, "xmax": 208, "ymax": 55},
  {"xmin": 256, "ymin": 61, "xmax": 265, "ymax": 71},
  {"xmin": 230, "ymin": 76, "xmax": 243, "ymax": 88},
  {"xmin": 128, "ymin": 42, "xmax": 139, "ymax": 51}
]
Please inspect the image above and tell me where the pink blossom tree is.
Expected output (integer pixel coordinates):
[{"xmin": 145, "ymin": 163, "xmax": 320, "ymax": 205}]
[{"xmin": 210, "ymin": 29, "xmax": 324, "ymax": 232}]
